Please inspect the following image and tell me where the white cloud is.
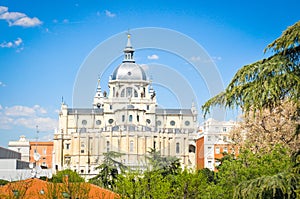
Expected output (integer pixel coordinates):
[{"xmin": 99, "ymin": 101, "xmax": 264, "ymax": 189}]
[
  {"xmin": 190, "ymin": 56, "xmax": 201, "ymax": 62},
  {"xmin": 212, "ymin": 56, "xmax": 222, "ymax": 61},
  {"xmin": 0, "ymin": 38, "xmax": 23, "ymax": 50},
  {"xmin": 105, "ymin": 10, "xmax": 116, "ymax": 18},
  {"xmin": 147, "ymin": 54, "xmax": 159, "ymax": 60},
  {"xmin": 0, "ymin": 6, "xmax": 8, "ymax": 14},
  {"xmin": 0, "ymin": 105, "xmax": 57, "ymax": 132},
  {"xmin": 190, "ymin": 55, "xmax": 222, "ymax": 63},
  {"xmin": 0, "ymin": 6, "xmax": 42, "ymax": 27},
  {"xmin": 14, "ymin": 38, "xmax": 22, "ymax": 46},
  {"xmin": 5, "ymin": 105, "xmax": 36, "ymax": 117},
  {"xmin": 11, "ymin": 16, "xmax": 42, "ymax": 27},
  {"xmin": 62, "ymin": 19, "xmax": 69, "ymax": 24}
]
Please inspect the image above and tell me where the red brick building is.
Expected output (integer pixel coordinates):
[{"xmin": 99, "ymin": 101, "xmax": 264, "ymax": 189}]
[{"xmin": 29, "ymin": 141, "xmax": 53, "ymax": 169}]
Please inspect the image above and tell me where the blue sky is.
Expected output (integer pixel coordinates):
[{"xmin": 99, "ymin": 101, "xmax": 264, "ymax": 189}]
[{"xmin": 0, "ymin": 0, "xmax": 299, "ymax": 146}]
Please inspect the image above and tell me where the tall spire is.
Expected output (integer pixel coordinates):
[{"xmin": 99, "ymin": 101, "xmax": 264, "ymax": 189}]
[
  {"xmin": 93, "ymin": 77, "xmax": 104, "ymax": 108},
  {"xmin": 126, "ymin": 33, "xmax": 132, "ymax": 48},
  {"xmin": 123, "ymin": 33, "xmax": 135, "ymax": 63}
]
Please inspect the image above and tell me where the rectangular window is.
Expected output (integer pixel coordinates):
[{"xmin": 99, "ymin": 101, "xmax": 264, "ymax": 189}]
[
  {"xmin": 215, "ymin": 160, "xmax": 221, "ymax": 167},
  {"xmin": 130, "ymin": 141, "xmax": 134, "ymax": 152},
  {"xmin": 106, "ymin": 141, "xmax": 110, "ymax": 152},
  {"xmin": 215, "ymin": 147, "xmax": 220, "ymax": 154},
  {"xmin": 122, "ymin": 115, "xmax": 125, "ymax": 122},
  {"xmin": 224, "ymin": 147, "xmax": 228, "ymax": 153},
  {"xmin": 223, "ymin": 127, "xmax": 227, "ymax": 132},
  {"xmin": 81, "ymin": 150, "xmax": 84, "ymax": 153},
  {"xmin": 66, "ymin": 143, "xmax": 70, "ymax": 150},
  {"xmin": 208, "ymin": 136, "xmax": 211, "ymax": 141},
  {"xmin": 208, "ymin": 161, "xmax": 212, "ymax": 167},
  {"xmin": 176, "ymin": 142, "xmax": 180, "ymax": 154},
  {"xmin": 43, "ymin": 148, "xmax": 47, "ymax": 155}
]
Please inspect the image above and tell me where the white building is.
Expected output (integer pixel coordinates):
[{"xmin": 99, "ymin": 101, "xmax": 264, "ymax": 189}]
[
  {"xmin": 196, "ymin": 118, "xmax": 238, "ymax": 171},
  {"xmin": 8, "ymin": 135, "xmax": 30, "ymax": 162},
  {"xmin": 53, "ymin": 34, "xmax": 198, "ymax": 178}
]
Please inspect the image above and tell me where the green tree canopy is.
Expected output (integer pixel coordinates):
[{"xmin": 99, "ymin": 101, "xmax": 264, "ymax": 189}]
[{"xmin": 202, "ymin": 21, "xmax": 300, "ymax": 115}]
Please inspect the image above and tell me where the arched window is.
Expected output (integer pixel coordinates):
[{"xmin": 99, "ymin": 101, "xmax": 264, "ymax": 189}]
[
  {"xmin": 134, "ymin": 90, "xmax": 138, "ymax": 97},
  {"xmin": 129, "ymin": 115, "xmax": 133, "ymax": 122},
  {"xmin": 126, "ymin": 87, "xmax": 133, "ymax": 97},
  {"xmin": 176, "ymin": 142, "xmax": 180, "ymax": 154},
  {"xmin": 121, "ymin": 89, "xmax": 125, "ymax": 97}
]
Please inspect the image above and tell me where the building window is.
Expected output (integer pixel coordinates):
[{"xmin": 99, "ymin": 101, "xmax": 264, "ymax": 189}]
[
  {"xmin": 153, "ymin": 141, "xmax": 156, "ymax": 149},
  {"xmin": 134, "ymin": 90, "xmax": 138, "ymax": 97},
  {"xmin": 130, "ymin": 141, "xmax": 134, "ymax": 152},
  {"xmin": 223, "ymin": 147, "xmax": 228, "ymax": 153},
  {"xmin": 146, "ymin": 119, "xmax": 151, "ymax": 124},
  {"xmin": 81, "ymin": 143, "xmax": 85, "ymax": 148},
  {"xmin": 147, "ymin": 105, "xmax": 149, "ymax": 110},
  {"xmin": 122, "ymin": 115, "xmax": 125, "ymax": 122},
  {"xmin": 170, "ymin": 120, "xmax": 175, "ymax": 126},
  {"xmin": 82, "ymin": 120, "xmax": 87, "ymax": 125},
  {"xmin": 223, "ymin": 127, "xmax": 227, "ymax": 132},
  {"xmin": 108, "ymin": 119, "xmax": 114, "ymax": 124},
  {"xmin": 185, "ymin": 121, "xmax": 190, "ymax": 126},
  {"xmin": 121, "ymin": 90, "xmax": 125, "ymax": 97},
  {"xmin": 208, "ymin": 136, "xmax": 211, "ymax": 141},
  {"xmin": 176, "ymin": 142, "xmax": 180, "ymax": 154},
  {"xmin": 34, "ymin": 149, "xmax": 37, "ymax": 153},
  {"xmin": 208, "ymin": 146, "xmax": 212, "ymax": 151},
  {"xmin": 96, "ymin": 120, "xmax": 101, "ymax": 125},
  {"xmin": 66, "ymin": 143, "xmax": 70, "ymax": 150},
  {"xmin": 110, "ymin": 105, "xmax": 113, "ymax": 110},
  {"xmin": 129, "ymin": 115, "xmax": 133, "ymax": 122},
  {"xmin": 126, "ymin": 87, "xmax": 133, "ymax": 97},
  {"xmin": 215, "ymin": 147, "xmax": 220, "ymax": 154},
  {"xmin": 81, "ymin": 150, "xmax": 84, "ymax": 153},
  {"xmin": 106, "ymin": 141, "xmax": 110, "ymax": 152},
  {"xmin": 43, "ymin": 148, "xmax": 47, "ymax": 155},
  {"xmin": 17, "ymin": 148, "xmax": 21, "ymax": 152},
  {"xmin": 208, "ymin": 161, "xmax": 212, "ymax": 167},
  {"xmin": 137, "ymin": 115, "xmax": 139, "ymax": 122},
  {"xmin": 156, "ymin": 120, "xmax": 161, "ymax": 126}
]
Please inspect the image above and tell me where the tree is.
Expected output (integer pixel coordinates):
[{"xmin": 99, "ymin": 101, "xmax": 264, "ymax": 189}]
[
  {"xmin": 202, "ymin": 21, "xmax": 300, "ymax": 198},
  {"xmin": 89, "ymin": 151, "xmax": 126, "ymax": 190},
  {"xmin": 146, "ymin": 148, "xmax": 181, "ymax": 176},
  {"xmin": 230, "ymin": 101, "xmax": 300, "ymax": 154},
  {"xmin": 202, "ymin": 21, "xmax": 300, "ymax": 115},
  {"xmin": 51, "ymin": 169, "xmax": 85, "ymax": 183}
]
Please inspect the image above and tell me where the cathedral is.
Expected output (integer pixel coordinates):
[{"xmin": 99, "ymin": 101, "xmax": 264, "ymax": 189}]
[{"xmin": 53, "ymin": 34, "xmax": 198, "ymax": 178}]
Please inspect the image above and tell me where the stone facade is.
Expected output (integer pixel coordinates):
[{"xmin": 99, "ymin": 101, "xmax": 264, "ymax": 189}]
[{"xmin": 53, "ymin": 34, "xmax": 198, "ymax": 178}]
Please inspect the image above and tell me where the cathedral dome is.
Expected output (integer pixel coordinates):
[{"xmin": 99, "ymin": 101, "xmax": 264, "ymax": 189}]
[
  {"xmin": 111, "ymin": 33, "xmax": 147, "ymax": 81},
  {"xmin": 111, "ymin": 62, "xmax": 147, "ymax": 81}
]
